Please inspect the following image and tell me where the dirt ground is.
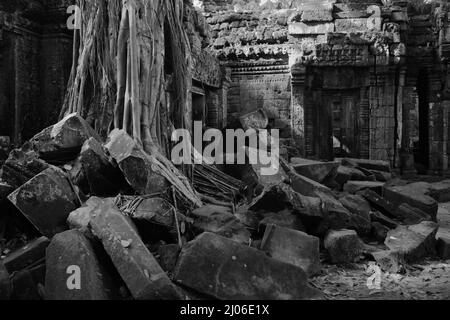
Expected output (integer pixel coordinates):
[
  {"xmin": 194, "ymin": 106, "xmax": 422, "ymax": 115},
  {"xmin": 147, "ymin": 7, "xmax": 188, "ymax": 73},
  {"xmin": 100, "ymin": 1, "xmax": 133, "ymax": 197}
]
[{"xmin": 311, "ymin": 201, "xmax": 450, "ymax": 300}]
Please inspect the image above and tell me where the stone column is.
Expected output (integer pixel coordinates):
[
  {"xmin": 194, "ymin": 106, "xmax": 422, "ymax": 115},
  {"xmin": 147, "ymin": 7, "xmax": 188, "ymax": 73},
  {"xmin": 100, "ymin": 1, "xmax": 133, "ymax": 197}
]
[{"xmin": 291, "ymin": 64, "xmax": 307, "ymax": 156}]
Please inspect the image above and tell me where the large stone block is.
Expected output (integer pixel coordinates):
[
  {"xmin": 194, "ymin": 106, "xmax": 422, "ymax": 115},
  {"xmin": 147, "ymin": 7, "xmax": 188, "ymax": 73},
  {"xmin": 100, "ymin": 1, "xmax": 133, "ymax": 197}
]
[
  {"xmin": 71, "ymin": 138, "xmax": 126, "ymax": 196},
  {"xmin": 344, "ymin": 181, "xmax": 385, "ymax": 194},
  {"xmin": 105, "ymin": 130, "xmax": 168, "ymax": 195},
  {"xmin": 341, "ymin": 158, "xmax": 391, "ymax": 173},
  {"xmin": 2, "ymin": 237, "xmax": 50, "ymax": 273},
  {"xmin": 90, "ymin": 202, "xmax": 181, "ymax": 300},
  {"xmin": 261, "ymin": 225, "xmax": 321, "ymax": 276},
  {"xmin": 384, "ymin": 185, "xmax": 438, "ymax": 220},
  {"xmin": 174, "ymin": 233, "xmax": 322, "ymax": 300},
  {"xmin": 45, "ymin": 230, "xmax": 118, "ymax": 300},
  {"xmin": 291, "ymin": 158, "xmax": 339, "ymax": 183},
  {"xmin": 324, "ymin": 229, "xmax": 364, "ymax": 264},
  {"xmin": 192, "ymin": 205, "xmax": 251, "ymax": 244},
  {"xmin": 385, "ymin": 221, "xmax": 439, "ymax": 263},
  {"xmin": 30, "ymin": 113, "xmax": 101, "ymax": 162},
  {"xmin": 8, "ymin": 167, "xmax": 79, "ymax": 237}
]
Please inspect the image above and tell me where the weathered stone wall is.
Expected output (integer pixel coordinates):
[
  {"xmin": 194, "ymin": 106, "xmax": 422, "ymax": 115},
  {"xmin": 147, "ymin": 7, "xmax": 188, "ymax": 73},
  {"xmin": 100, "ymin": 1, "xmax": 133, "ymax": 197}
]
[{"xmin": 0, "ymin": 1, "xmax": 72, "ymax": 144}]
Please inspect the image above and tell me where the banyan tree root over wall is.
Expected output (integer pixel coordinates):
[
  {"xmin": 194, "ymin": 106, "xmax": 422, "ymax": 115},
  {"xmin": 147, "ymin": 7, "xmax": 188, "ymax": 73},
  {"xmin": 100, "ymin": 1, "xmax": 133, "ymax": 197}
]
[{"xmin": 60, "ymin": 0, "xmax": 201, "ymax": 207}]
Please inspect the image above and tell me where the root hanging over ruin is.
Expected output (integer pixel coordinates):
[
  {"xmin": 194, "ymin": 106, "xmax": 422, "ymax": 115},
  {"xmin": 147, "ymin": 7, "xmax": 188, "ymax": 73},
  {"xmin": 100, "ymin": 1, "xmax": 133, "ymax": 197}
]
[{"xmin": 60, "ymin": 0, "xmax": 201, "ymax": 207}]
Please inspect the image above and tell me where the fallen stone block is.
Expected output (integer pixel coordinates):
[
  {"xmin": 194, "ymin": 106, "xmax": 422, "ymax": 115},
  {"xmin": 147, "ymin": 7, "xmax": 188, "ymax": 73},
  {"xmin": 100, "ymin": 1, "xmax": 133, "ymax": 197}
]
[
  {"xmin": 370, "ymin": 210, "xmax": 399, "ymax": 229},
  {"xmin": 316, "ymin": 191, "xmax": 355, "ymax": 234},
  {"xmin": 0, "ymin": 262, "xmax": 11, "ymax": 300},
  {"xmin": 45, "ymin": 230, "xmax": 118, "ymax": 300},
  {"xmin": 371, "ymin": 222, "xmax": 390, "ymax": 243},
  {"xmin": 174, "ymin": 232, "xmax": 322, "ymax": 300},
  {"xmin": 291, "ymin": 158, "xmax": 339, "ymax": 183},
  {"xmin": 341, "ymin": 158, "xmax": 391, "ymax": 173},
  {"xmin": 8, "ymin": 167, "xmax": 80, "ymax": 238},
  {"xmin": 372, "ymin": 251, "xmax": 403, "ymax": 273},
  {"xmin": 344, "ymin": 181, "xmax": 385, "ymax": 195},
  {"xmin": 192, "ymin": 205, "xmax": 251, "ymax": 244},
  {"xmin": 2, "ymin": 237, "xmax": 50, "ymax": 273},
  {"xmin": 30, "ymin": 113, "xmax": 101, "ymax": 163},
  {"xmin": 384, "ymin": 185, "xmax": 438, "ymax": 220},
  {"xmin": 290, "ymin": 171, "xmax": 331, "ymax": 197},
  {"xmin": 67, "ymin": 197, "xmax": 114, "ymax": 230},
  {"xmin": 437, "ymin": 236, "xmax": 450, "ymax": 259},
  {"xmin": 71, "ymin": 138, "xmax": 126, "ymax": 196},
  {"xmin": 396, "ymin": 203, "xmax": 430, "ymax": 225},
  {"xmin": 385, "ymin": 221, "xmax": 439, "ymax": 262},
  {"xmin": 105, "ymin": 129, "xmax": 168, "ymax": 195},
  {"xmin": 0, "ymin": 146, "xmax": 49, "ymax": 189},
  {"xmin": 90, "ymin": 202, "xmax": 181, "ymax": 300},
  {"xmin": 360, "ymin": 189, "xmax": 401, "ymax": 220},
  {"xmin": 334, "ymin": 166, "xmax": 367, "ymax": 189},
  {"xmin": 324, "ymin": 229, "xmax": 364, "ymax": 264},
  {"xmin": 261, "ymin": 224, "xmax": 321, "ymax": 276},
  {"xmin": 370, "ymin": 170, "xmax": 393, "ymax": 182},
  {"xmin": 339, "ymin": 195, "xmax": 371, "ymax": 235}
]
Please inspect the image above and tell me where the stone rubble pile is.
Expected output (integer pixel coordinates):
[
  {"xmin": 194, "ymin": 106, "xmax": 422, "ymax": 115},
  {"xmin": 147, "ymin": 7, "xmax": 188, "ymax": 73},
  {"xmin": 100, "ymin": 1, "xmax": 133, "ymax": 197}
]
[{"xmin": 1, "ymin": 114, "xmax": 450, "ymax": 300}]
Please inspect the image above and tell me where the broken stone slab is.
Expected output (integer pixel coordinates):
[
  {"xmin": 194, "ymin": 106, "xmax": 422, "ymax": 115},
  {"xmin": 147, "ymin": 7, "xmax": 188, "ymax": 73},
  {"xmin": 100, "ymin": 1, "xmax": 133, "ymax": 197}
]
[
  {"xmin": 89, "ymin": 202, "xmax": 181, "ymax": 300},
  {"xmin": 260, "ymin": 224, "xmax": 321, "ymax": 276},
  {"xmin": 344, "ymin": 181, "xmax": 385, "ymax": 195},
  {"xmin": 45, "ymin": 230, "xmax": 118, "ymax": 300},
  {"xmin": 291, "ymin": 158, "xmax": 339, "ymax": 183},
  {"xmin": 0, "ymin": 146, "xmax": 49, "ymax": 190},
  {"xmin": 385, "ymin": 221, "xmax": 439, "ymax": 263},
  {"xmin": 384, "ymin": 185, "xmax": 438, "ymax": 220},
  {"xmin": 359, "ymin": 189, "xmax": 402, "ymax": 221},
  {"xmin": 396, "ymin": 203, "xmax": 430, "ymax": 225},
  {"xmin": 341, "ymin": 158, "xmax": 391, "ymax": 173},
  {"xmin": 67, "ymin": 197, "xmax": 114, "ymax": 230},
  {"xmin": 324, "ymin": 229, "xmax": 364, "ymax": 264},
  {"xmin": 289, "ymin": 171, "xmax": 332, "ymax": 197},
  {"xmin": 8, "ymin": 167, "xmax": 80, "ymax": 238},
  {"xmin": 370, "ymin": 210, "xmax": 399, "ymax": 230},
  {"xmin": 105, "ymin": 129, "xmax": 168, "ymax": 195},
  {"xmin": 71, "ymin": 138, "xmax": 126, "ymax": 197},
  {"xmin": 241, "ymin": 147, "xmax": 288, "ymax": 191},
  {"xmin": 369, "ymin": 170, "xmax": 393, "ymax": 182},
  {"xmin": 191, "ymin": 205, "xmax": 251, "ymax": 244},
  {"xmin": 315, "ymin": 191, "xmax": 354, "ymax": 234},
  {"xmin": 30, "ymin": 113, "xmax": 101, "ymax": 163},
  {"xmin": 0, "ymin": 262, "xmax": 11, "ymax": 300},
  {"xmin": 339, "ymin": 195, "xmax": 371, "ymax": 235},
  {"xmin": 334, "ymin": 166, "xmax": 367, "ymax": 189},
  {"xmin": 174, "ymin": 232, "xmax": 322, "ymax": 300},
  {"xmin": 2, "ymin": 236, "xmax": 50, "ymax": 274}
]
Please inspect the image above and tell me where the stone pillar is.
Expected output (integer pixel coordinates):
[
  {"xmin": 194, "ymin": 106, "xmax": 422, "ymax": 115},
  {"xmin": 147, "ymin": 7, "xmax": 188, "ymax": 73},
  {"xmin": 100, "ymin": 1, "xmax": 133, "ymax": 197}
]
[
  {"xmin": 291, "ymin": 64, "xmax": 306, "ymax": 156},
  {"xmin": 399, "ymin": 68, "xmax": 416, "ymax": 173}
]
